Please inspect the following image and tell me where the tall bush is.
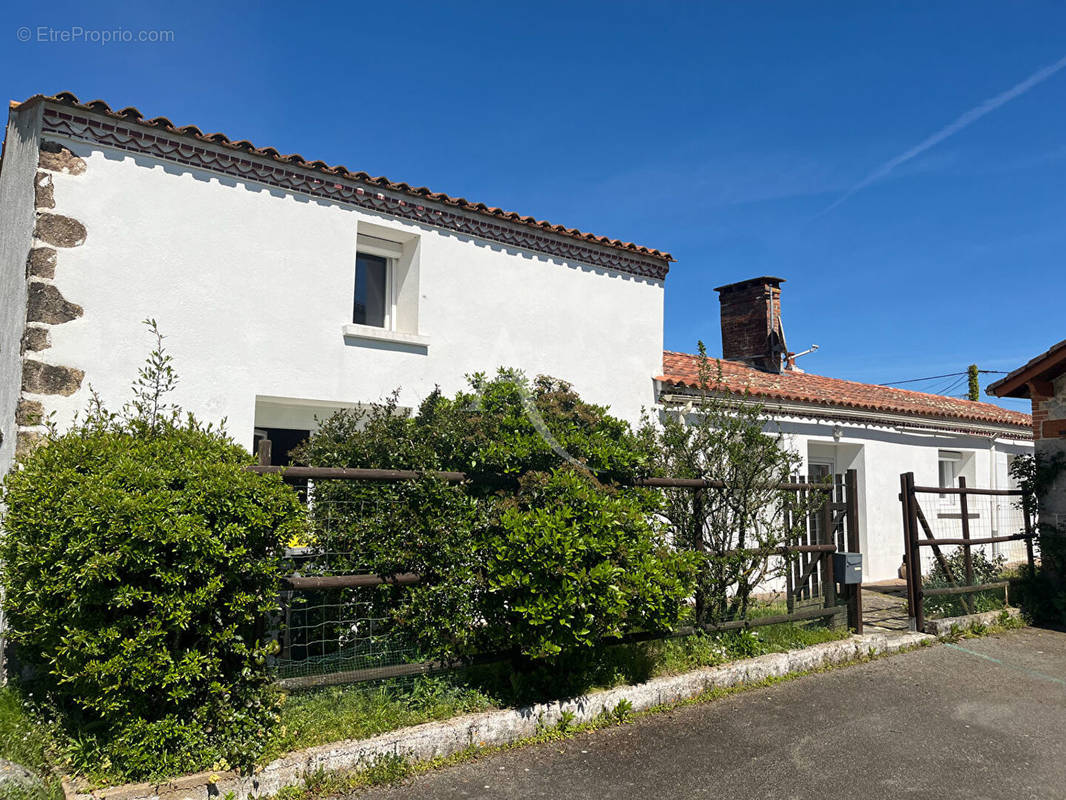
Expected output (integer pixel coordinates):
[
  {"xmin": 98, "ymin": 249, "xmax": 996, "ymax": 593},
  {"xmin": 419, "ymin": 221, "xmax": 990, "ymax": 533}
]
[
  {"xmin": 0, "ymin": 322, "xmax": 302, "ymax": 780},
  {"xmin": 637, "ymin": 343, "xmax": 826, "ymax": 624},
  {"xmin": 294, "ymin": 370, "xmax": 696, "ymax": 664},
  {"xmin": 1009, "ymin": 452, "xmax": 1066, "ymax": 624}
]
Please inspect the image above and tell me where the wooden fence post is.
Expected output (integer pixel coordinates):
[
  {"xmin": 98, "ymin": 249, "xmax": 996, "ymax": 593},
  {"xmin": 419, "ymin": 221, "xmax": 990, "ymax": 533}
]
[
  {"xmin": 958, "ymin": 476, "xmax": 974, "ymax": 614},
  {"xmin": 907, "ymin": 473, "xmax": 925, "ymax": 631},
  {"xmin": 900, "ymin": 472, "xmax": 924, "ymax": 631},
  {"xmin": 820, "ymin": 487, "xmax": 837, "ymax": 610},
  {"xmin": 257, "ymin": 437, "xmax": 272, "ymax": 467},
  {"xmin": 845, "ymin": 469, "xmax": 863, "ymax": 634}
]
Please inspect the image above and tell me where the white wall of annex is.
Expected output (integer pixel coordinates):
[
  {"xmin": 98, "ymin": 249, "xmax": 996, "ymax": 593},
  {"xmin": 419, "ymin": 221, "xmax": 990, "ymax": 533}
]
[
  {"xmin": 34, "ymin": 137, "xmax": 665, "ymax": 447},
  {"xmin": 782, "ymin": 419, "xmax": 1032, "ymax": 583}
]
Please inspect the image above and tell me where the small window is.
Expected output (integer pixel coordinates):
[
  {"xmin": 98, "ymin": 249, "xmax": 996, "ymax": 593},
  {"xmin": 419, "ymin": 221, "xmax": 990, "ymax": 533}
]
[
  {"xmin": 938, "ymin": 450, "xmax": 962, "ymax": 498},
  {"xmin": 354, "ymin": 252, "xmax": 388, "ymax": 328}
]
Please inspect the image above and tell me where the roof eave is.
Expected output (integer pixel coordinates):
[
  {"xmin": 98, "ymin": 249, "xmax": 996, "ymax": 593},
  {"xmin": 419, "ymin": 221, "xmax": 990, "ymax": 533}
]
[
  {"xmin": 22, "ymin": 93, "xmax": 674, "ymax": 271},
  {"xmin": 987, "ymin": 340, "xmax": 1066, "ymax": 399},
  {"xmin": 657, "ymin": 382, "xmax": 1032, "ymax": 437}
]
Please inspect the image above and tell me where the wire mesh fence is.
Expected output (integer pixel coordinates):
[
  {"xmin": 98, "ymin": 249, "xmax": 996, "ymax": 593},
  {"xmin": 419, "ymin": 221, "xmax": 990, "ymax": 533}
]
[
  {"xmin": 926, "ymin": 491, "xmax": 1035, "ymax": 566},
  {"xmin": 901, "ymin": 473, "xmax": 1037, "ymax": 627},
  {"xmin": 265, "ymin": 471, "xmax": 857, "ymax": 690},
  {"xmin": 271, "ymin": 498, "xmax": 426, "ymax": 686}
]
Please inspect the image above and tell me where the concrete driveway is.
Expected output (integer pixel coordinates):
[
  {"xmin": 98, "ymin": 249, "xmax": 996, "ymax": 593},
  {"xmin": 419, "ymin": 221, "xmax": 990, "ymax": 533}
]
[{"xmin": 351, "ymin": 627, "xmax": 1066, "ymax": 800}]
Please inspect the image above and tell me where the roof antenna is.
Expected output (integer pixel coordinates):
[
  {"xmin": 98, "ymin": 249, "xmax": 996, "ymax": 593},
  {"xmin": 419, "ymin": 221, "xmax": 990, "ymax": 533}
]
[{"xmin": 786, "ymin": 344, "xmax": 820, "ymax": 373}]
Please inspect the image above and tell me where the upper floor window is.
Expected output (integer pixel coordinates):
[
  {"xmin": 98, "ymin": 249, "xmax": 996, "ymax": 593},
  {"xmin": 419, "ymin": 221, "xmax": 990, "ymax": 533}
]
[
  {"xmin": 354, "ymin": 251, "xmax": 389, "ymax": 328},
  {"xmin": 343, "ymin": 225, "xmax": 428, "ymax": 350}
]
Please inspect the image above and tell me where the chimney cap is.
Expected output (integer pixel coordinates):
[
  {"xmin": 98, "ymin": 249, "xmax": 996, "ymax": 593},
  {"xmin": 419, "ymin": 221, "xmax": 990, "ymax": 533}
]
[{"xmin": 713, "ymin": 276, "xmax": 785, "ymax": 293}]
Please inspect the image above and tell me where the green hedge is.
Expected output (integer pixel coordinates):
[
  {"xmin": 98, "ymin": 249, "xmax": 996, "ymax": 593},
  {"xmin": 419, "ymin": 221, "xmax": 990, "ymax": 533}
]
[
  {"xmin": 295, "ymin": 371, "xmax": 698, "ymax": 665},
  {"xmin": 1, "ymin": 418, "xmax": 301, "ymax": 780}
]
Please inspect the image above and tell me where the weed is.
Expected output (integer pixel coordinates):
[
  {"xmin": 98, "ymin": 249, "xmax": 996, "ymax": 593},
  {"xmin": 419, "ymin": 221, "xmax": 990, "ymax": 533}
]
[
  {"xmin": 610, "ymin": 698, "xmax": 633, "ymax": 724},
  {"xmin": 556, "ymin": 710, "xmax": 576, "ymax": 732}
]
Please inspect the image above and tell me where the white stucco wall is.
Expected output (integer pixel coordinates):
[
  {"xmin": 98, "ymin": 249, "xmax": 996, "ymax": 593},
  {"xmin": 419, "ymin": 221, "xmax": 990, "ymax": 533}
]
[
  {"xmin": 0, "ymin": 107, "xmax": 41, "ymax": 475},
  {"xmin": 778, "ymin": 418, "xmax": 1032, "ymax": 582},
  {"xmin": 25, "ymin": 134, "xmax": 664, "ymax": 454}
]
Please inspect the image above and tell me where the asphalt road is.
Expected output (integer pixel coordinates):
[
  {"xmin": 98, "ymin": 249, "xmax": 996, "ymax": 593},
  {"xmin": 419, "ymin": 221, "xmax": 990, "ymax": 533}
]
[{"xmin": 350, "ymin": 627, "xmax": 1066, "ymax": 800}]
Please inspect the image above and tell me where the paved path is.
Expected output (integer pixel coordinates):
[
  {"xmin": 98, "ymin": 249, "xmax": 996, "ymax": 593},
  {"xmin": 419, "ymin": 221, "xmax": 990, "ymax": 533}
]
[
  {"xmin": 351, "ymin": 627, "xmax": 1066, "ymax": 800},
  {"xmin": 862, "ymin": 588, "xmax": 910, "ymax": 631}
]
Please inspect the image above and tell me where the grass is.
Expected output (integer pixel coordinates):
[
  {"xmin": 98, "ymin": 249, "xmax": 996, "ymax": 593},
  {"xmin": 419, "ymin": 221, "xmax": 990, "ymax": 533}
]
[
  {"xmin": 265, "ymin": 620, "xmax": 849, "ymax": 763},
  {"xmin": 261, "ymin": 677, "xmax": 499, "ymax": 763},
  {"xmin": 940, "ymin": 608, "xmax": 1025, "ymax": 642},
  {"xmin": 271, "ymin": 632, "xmax": 937, "ymax": 800},
  {"xmin": 10, "ymin": 619, "xmax": 851, "ymax": 792},
  {"xmin": 0, "ymin": 686, "xmax": 64, "ymax": 800}
]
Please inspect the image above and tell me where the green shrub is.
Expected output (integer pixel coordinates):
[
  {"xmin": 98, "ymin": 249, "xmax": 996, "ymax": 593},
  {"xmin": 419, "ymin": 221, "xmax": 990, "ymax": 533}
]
[
  {"xmin": 922, "ymin": 549, "xmax": 1007, "ymax": 618},
  {"xmin": 484, "ymin": 469, "xmax": 694, "ymax": 659},
  {"xmin": 0, "ymin": 322, "xmax": 303, "ymax": 780},
  {"xmin": 295, "ymin": 370, "xmax": 697, "ymax": 665},
  {"xmin": 1008, "ymin": 453, "xmax": 1066, "ymax": 625}
]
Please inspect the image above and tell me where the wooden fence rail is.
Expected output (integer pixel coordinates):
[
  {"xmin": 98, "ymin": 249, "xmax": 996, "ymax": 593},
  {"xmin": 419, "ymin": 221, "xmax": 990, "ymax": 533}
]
[
  {"xmin": 899, "ymin": 471, "xmax": 1036, "ymax": 631},
  {"xmin": 253, "ymin": 444, "xmax": 864, "ymax": 688}
]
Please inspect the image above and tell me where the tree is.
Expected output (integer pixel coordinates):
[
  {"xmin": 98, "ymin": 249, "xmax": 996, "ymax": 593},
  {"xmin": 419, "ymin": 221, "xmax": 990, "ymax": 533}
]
[
  {"xmin": 1009, "ymin": 452, "xmax": 1066, "ymax": 624},
  {"xmin": 637, "ymin": 342, "xmax": 827, "ymax": 624}
]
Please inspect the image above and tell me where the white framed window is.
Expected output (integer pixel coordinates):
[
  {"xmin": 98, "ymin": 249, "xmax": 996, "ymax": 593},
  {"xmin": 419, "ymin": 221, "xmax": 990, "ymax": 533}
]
[
  {"xmin": 342, "ymin": 228, "xmax": 428, "ymax": 349},
  {"xmin": 938, "ymin": 450, "xmax": 962, "ymax": 500},
  {"xmin": 353, "ymin": 233, "xmax": 403, "ymax": 330}
]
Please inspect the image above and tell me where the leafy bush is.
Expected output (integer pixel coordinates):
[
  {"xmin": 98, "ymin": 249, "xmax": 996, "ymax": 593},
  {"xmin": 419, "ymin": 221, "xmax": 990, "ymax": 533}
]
[
  {"xmin": 0, "ymin": 323, "xmax": 302, "ymax": 780},
  {"xmin": 922, "ymin": 549, "xmax": 1007, "ymax": 618},
  {"xmin": 294, "ymin": 370, "xmax": 696, "ymax": 665},
  {"xmin": 484, "ymin": 469, "xmax": 694, "ymax": 659},
  {"xmin": 1008, "ymin": 453, "xmax": 1066, "ymax": 625}
]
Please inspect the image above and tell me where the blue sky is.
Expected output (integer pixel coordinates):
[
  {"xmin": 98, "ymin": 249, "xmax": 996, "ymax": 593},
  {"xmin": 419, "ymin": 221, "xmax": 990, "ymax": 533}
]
[{"xmin": 5, "ymin": 1, "xmax": 1064, "ymax": 411}]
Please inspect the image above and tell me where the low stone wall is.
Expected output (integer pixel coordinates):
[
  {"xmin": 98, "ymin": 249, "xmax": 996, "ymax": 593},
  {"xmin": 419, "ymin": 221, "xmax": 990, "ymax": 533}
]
[
  {"xmin": 67, "ymin": 630, "xmax": 932, "ymax": 800},
  {"xmin": 923, "ymin": 606, "xmax": 1022, "ymax": 638}
]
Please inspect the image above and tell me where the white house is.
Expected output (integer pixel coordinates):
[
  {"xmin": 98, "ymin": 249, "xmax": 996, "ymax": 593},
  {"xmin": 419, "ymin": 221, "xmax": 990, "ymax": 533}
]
[
  {"xmin": 0, "ymin": 95, "xmax": 1032, "ymax": 585},
  {"xmin": 0, "ymin": 93, "xmax": 670, "ymax": 473},
  {"xmin": 656, "ymin": 277, "xmax": 1033, "ymax": 583}
]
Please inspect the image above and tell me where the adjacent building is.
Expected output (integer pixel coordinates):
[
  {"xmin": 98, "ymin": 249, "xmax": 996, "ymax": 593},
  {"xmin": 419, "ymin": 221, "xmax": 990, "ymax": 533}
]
[
  {"xmin": 987, "ymin": 340, "xmax": 1066, "ymax": 525},
  {"xmin": 656, "ymin": 278, "xmax": 1033, "ymax": 582}
]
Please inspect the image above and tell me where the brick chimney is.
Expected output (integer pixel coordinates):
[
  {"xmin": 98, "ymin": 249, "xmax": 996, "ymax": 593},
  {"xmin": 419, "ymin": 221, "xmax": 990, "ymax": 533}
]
[{"xmin": 714, "ymin": 276, "xmax": 787, "ymax": 372}]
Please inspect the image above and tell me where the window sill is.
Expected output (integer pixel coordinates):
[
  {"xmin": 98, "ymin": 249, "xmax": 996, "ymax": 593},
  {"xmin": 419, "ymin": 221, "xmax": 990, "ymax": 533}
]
[{"xmin": 342, "ymin": 324, "xmax": 429, "ymax": 349}]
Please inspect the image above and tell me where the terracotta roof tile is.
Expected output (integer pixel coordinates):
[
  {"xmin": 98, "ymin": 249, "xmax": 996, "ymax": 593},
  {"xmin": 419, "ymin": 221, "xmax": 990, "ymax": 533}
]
[
  {"xmin": 658, "ymin": 351, "xmax": 1031, "ymax": 430},
  {"xmin": 15, "ymin": 92, "xmax": 673, "ymax": 265}
]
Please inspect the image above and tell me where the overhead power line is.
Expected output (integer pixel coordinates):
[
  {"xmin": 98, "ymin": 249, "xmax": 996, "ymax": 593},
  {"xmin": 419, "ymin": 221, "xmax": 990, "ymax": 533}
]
[{"xmin": 879, "ymin": 369, "xmax": 1007, "ymax": 387}]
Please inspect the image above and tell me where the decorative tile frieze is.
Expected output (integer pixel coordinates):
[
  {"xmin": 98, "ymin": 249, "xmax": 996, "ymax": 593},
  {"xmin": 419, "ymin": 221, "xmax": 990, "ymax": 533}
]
[{"xmin": 40, "ymin": 109, "xmax": 669, "ymax": 281}]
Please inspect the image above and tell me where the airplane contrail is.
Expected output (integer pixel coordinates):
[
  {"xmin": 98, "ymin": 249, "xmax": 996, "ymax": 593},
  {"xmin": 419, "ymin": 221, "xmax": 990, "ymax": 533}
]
[{"xmin": 818, "ymin": 52, "xmax": 1066, "ymax": 216}]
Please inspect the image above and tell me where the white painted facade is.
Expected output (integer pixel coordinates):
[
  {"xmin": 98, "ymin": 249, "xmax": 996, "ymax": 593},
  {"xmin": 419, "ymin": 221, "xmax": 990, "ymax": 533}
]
[
  {"xmin": 0, "ymin": 97, "xmax": 1035, "ymax": 589},
  {"xmin": 783, "ymin": 418, "xmax": 1030, "ymax": 583},
  {"xmin": 0, "ymin": 100, "xmax": 667, "ymax": 476},
  {"xmin": 658, "ymin": 389, "xmax": 1032, "ymax": 583}
]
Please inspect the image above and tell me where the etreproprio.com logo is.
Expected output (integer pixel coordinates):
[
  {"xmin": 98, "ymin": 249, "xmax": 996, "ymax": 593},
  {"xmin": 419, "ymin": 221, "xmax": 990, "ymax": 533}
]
[{"xmin": 16, "ymin": 26, "xmax": 175, "ymax": 44}]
